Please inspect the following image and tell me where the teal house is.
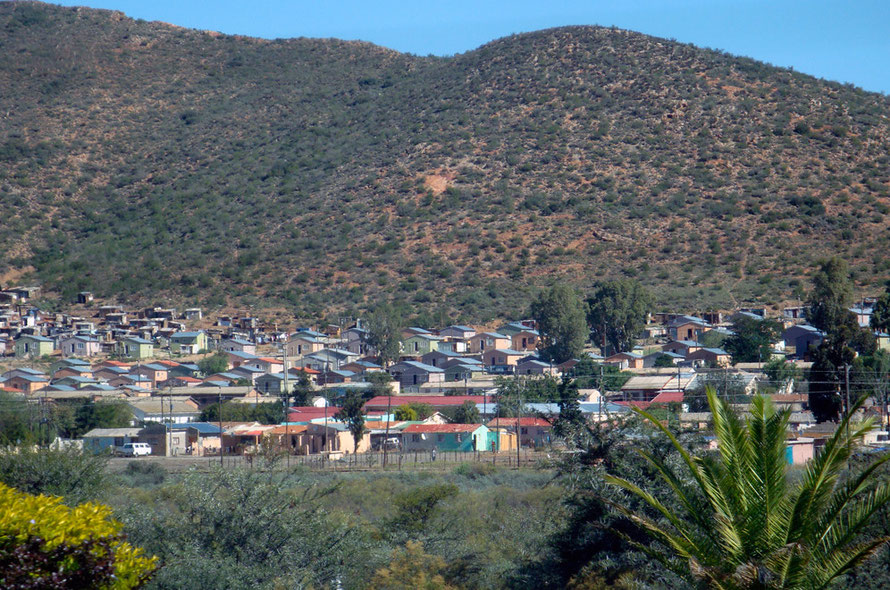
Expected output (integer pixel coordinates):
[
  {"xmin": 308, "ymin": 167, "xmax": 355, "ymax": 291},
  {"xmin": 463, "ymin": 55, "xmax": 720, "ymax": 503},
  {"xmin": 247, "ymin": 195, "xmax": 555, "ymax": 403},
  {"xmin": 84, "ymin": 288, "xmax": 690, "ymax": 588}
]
[{"xmin": 401, "ymin": 423, "xmax": 493, "ymax": 452}]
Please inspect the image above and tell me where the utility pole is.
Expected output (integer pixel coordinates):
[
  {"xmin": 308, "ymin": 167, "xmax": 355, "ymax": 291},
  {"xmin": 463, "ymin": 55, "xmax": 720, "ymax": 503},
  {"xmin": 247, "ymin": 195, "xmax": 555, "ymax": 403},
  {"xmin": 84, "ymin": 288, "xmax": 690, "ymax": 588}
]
[
  {"xmin": 168, "ymin": 394, "xmax": 173, "ymax": 456},
  {"xmin": 845, "ymin": 364, "xmax": 851, "ymax": 446},
  {"xmin": 218, "ymin": 387, "xmax": 223, "ymax": 467},
  {"xmin": 516, "ymin": 390, "xmax": 522, "ymax": 469},
  {"xmin": 283, "ymin": 343, "xmax": 290, "ymax": 463},
  {"xmin": 383, "ymin": 381, "xmax": 392, "ymax": 467}
]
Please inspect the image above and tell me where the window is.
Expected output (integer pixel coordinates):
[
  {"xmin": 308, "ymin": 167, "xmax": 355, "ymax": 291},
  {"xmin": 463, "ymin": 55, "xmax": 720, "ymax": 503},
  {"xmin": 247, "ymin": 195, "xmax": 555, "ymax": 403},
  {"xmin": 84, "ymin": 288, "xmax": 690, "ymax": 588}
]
[
  {"xmin": 414, "ymin": 342, "xmax": 419, "ymax": 352},
  {"xmin": 456, "ymin": 433, "xmax": 464, "ymax": 442},
  {"xmin": 412, "ymin": 434, "xmax": 420, "ymax": 442},
  {"xmin": 521, "ymin": 427, "xmax": 528, "ymax": 435},
  {"xmin": 437, "ymin": 434, "xmax": 445, "ymax": 442}
]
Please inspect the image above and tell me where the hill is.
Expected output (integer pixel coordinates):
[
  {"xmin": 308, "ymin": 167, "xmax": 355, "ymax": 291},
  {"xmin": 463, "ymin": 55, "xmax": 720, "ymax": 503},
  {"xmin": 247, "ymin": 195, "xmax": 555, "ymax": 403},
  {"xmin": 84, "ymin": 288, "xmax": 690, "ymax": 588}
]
[{"xmin": 1, "ymin": 1, "xmax": 889, "ymax": 322}]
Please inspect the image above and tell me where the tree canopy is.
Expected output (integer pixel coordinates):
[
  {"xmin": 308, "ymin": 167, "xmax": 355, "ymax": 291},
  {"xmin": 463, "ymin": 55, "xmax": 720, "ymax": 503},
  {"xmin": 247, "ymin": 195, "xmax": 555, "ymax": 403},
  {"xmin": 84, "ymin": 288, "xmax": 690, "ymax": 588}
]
[
  {"xmin": 197, "ymin": 352, "xmax": 229, "ymax": 376},
  {"xmin": 724, "ymin": 314, "xmax": 782, "ymax": 364},
  {"xmin": 366, "ymin": 305, "xmax": 404, "ymax": 368},
  {"xmin": 806, "ymin": 257, "xmax": 854, "ymax": 334},
  {"xmin": 586, "ymin": 279, "xmax": 652, "ymax": 355},
  {"xmin": 530, "ymin": 284, "xmax": 588, "ymax": 364}
]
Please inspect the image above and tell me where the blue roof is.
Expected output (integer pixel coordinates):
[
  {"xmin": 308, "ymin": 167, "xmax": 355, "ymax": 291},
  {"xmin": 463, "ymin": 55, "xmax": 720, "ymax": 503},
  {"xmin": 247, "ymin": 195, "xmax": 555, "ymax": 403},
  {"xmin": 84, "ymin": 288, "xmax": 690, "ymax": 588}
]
[
  {"xmin": 735, "ymin": 311, "xmax": 764, "ymax": 321},
  {"xmin": 100, "ymin": 366, "xmax": 128, "ymax": 375},
  {"xmin": 17, "ymin": 375, "xmax": 49, "ymax": 382},
  {"xmin": 226, "ymin": 350, "xmax": 258, "ymax": 359},
  {"xmin": 85, "ymin": 384, "xmax": 118, "ymax": 391},
  {"xmin": 173, "ymin": 422, "xmax": 222, "ymax": 434},
  {"xmin": 492, "ymin": 349, "xmax": 526, "ymax": 355},
  {"xmin": 179, "ymin": 363, "xmax": 200, "ymax": 371},
  {"xmin": 408, "ymin": 327, "xmax": 432, "ymax": 334},
  {"xmin": 58, "ymin": 376, "xmax": 96, "ymax": 383},
  {"xmin": 294, "ymin": 329, "xmax": 326, "ymax": 337},
  {"xmin": 171, "ymin": 331, "xmax": 203, "ymax": 339},
  {"xmin": 517, "ymin": 360, "xmax": 550, "ymax": 368},
  {"xmin": 14, "ymin": 368, "xmax": 46, "ymax": 376},
  {"xmin": 234, "ymin": 366, "xmax": 265, "ymax": 374},
  {"xmin": 122, "ymin": 336, "xmax": 152, "ymax": 344},
  {"xmin": 671, "ymin": 340, "xmax": 699, "ymax": 347},
  {"xmin": 212, "ymin": 372, "xmax": 243, "ymax": 380},
  {"xmin": 455, "ymin": 357, "xmax": 482, "ymax": 365},
  {"xmin": 20, "ymin": 334, "xmax": 53, "ymax": 342},
  {"xmin": 44, "ymin": 384, "xmax": 76, "ymax": 391},
  {"xmin": 228, "ymin": 338, "xmax": 254, "ymax": 345},
  {"xmin": 59, "ymin": 358, "xmax": 91, "ymax": 366},
  {"xmin": 479, "ymin": 332, "xmax": 509, "ymax": 339},
  {"xmin": 398, "ymin": 361, "xmax": 444, "ymax": 373},
  {"xmin": 701, "ymin": 348, "xmax": 729, "ymax": 355},
  {"xmin": 142, "ymin": 363, "xmax": 168, "ymax": 371},
  {"xmin": 327, "ymin": 370, "xmax": 356, "ymax": 377},
  {"xmin": 351, "ymin": 360, "xmax": 382, "ymax": 369},
  {"xmin": 201, "ymin": 380, "xmax": 231, "ymax": 387},
  {"xmin": 447, "ymin": 325, "xmax": 474, "ymax": 332}
]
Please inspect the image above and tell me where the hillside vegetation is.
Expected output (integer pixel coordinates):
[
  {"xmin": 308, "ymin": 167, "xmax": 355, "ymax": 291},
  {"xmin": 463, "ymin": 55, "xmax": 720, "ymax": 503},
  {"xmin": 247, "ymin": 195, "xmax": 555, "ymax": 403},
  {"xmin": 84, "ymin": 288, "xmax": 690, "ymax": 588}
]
[{"xmin": 1, "ymin": 2, "xmax": 889, "ymax": 321}]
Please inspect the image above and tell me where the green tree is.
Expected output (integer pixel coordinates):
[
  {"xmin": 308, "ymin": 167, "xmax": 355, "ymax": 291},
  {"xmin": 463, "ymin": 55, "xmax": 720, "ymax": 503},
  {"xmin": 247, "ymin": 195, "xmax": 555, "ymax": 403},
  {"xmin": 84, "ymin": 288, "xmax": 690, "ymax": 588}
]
[
  {"xmin": 586, "ymin": 279, "xmax": 652, "ymax": 355},
  {"xmin": 121, "ymin": 467, "xmax": 364, "ymax": 589},
  {"xmin": 365, "ymin": 371, "xmax": 395, "ymax": 400},
  {"xmin": 74, "ymin": 400, "xmax": 133, "ymax": 436},
  {"xmin": 450, "ymin": 400, "xmax": 481, "ymax": 424},
  {"xmin": 806, "ymin": 257, "xmax": 854, "ymax": 334},
  {"xmin": 530, "ymin": 284, "xmax": 588, "ymax": 363},
  {"xmin": 653, "ymin": 354, "xmax": 676, "ymax": 368},
  {"xmin": 872, "ymin": 285, "xmax": 890, "ymax": 334},
  {"xmin": 0, "ymin": 391, "xmax": 37, "ymax": 444},
  {"xmin": 685, "ymin": 371, "xmax": 749, "ymax": 412},
  {"xmin": 724, "ymin": 315, "xmax": 782, "ymax": 364},
  {"xmin": 805, "ymin": 258, "xmax": 876, "ymax": 423},
  {"xmin": 366, "ymin": 305, "xmax": 404, "ymax": 367},
  {"xmin": 199, "ymin": 401, "xmax": 281, "ymax": 424},
  {"xmin": 394, "ymin": 402, "xmax": 433, "ymax": 421},
  {"xmin": 0, "ymin": 445, "xmax": 109, "ymax": 506},
  {"xmin": 553, "ymin": 377, "xmax": 583, "ymax": 439},
  {"xmin": 340, "ymin": 390, "xmax": 366, "ymax": 452},
  {"xmin": 290, "ymin": 370, "xmax": 314, "ymax": 407},
  {"xmin": 763, "ymin": 358, "xmax": 802, "ymax": 388},
  {"xmin": 606, "ymin": 389, "xmax": 890, "ymax": 589},
  {"xmin": 197, "ymin": 352, "xmax": 229, "ymax": 376}
]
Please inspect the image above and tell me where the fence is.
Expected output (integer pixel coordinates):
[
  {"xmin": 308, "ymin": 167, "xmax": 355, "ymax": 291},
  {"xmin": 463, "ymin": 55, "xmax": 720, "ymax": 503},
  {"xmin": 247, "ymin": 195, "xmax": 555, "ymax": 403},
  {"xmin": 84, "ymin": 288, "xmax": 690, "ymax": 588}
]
[{"xmin": 181, "ymin": 449, "xmax": 545, "ymax": 472}]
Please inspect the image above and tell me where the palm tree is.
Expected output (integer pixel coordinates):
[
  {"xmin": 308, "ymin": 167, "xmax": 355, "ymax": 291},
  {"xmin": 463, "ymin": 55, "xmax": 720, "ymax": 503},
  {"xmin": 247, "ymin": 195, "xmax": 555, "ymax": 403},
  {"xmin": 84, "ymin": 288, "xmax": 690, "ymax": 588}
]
[{"xmin": 605, "ymin": 388, "xmax": 890, "ymax": 589}]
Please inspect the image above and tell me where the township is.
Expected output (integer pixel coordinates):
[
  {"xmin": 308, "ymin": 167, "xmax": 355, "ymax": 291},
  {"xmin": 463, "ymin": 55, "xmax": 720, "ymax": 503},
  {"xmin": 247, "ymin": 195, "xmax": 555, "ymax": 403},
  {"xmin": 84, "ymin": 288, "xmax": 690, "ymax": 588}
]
[{"xmin": 1, "ymin": 286, "xmax": 889, "ymax": 462}]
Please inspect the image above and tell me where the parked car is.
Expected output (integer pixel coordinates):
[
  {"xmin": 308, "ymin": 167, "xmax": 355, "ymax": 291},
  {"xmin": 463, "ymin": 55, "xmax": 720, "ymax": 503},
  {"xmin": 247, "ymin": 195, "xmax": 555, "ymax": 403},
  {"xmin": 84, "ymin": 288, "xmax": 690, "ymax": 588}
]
[{"xmin": 116, "ymin": 442, "xmax": 152, "ymax": 457}]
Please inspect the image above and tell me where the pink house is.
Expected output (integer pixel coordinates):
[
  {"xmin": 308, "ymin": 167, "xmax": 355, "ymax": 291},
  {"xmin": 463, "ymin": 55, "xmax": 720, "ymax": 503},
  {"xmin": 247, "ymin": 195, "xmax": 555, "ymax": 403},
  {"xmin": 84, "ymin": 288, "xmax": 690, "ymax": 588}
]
[{"xmin": 59, "ymin": 335, "xmax": 101, "ymax": 358}]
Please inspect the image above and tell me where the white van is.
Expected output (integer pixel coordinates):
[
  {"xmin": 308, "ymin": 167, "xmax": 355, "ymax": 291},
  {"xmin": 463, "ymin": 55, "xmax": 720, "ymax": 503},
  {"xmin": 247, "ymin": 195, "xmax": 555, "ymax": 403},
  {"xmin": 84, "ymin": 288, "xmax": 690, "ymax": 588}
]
[{"xmin": 116, "ymin": 442, "xmax": 152, "ymax": 457}]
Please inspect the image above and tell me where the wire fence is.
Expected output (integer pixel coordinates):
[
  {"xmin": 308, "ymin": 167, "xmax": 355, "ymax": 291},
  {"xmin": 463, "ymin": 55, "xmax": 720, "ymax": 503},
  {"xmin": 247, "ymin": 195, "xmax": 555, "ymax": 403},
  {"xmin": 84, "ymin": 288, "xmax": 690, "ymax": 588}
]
[{"xmin": 112, "ymin": 449, "xmax": 546, "ymax": 473}]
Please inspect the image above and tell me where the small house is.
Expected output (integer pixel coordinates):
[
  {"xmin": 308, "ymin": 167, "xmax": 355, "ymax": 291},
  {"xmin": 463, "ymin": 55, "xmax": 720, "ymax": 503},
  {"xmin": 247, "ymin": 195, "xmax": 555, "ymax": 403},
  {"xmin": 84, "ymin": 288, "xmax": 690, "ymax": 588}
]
[
  {"xmin": 468, "ymin": 332, "xmax": 511, "ymax": 354},
  {"xmin": 59, "ymin": 335, "xmax": 101, "ymax": 358},
  {"xmin": 14, "ymin": 334, "xmax": 54, "ymax": 358},
  {"xmin": 117, "ymin": 337, "xmax": 154, "ymax": 359},
  {"xmin": 169, "ymin": 331, "xmax": 208, "ymax": 355},
  {"xmin": 401, "ymin": 423, "xmax": 493, "ymax": 453}
]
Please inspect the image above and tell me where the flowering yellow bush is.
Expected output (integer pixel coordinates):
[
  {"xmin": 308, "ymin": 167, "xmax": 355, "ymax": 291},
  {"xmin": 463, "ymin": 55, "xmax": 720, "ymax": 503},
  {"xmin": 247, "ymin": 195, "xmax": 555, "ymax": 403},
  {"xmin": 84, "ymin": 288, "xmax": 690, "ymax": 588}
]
[{"xmin": 0, "ymin": 483, "xmax": 156, "ymax": 589}]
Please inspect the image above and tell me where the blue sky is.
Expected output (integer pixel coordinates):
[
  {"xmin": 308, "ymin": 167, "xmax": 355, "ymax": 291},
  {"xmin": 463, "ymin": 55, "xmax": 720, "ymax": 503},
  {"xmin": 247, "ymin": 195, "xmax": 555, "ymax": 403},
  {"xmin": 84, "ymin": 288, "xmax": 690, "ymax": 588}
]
[{"xmin": 51, "ymin": 0, "xmax": 889, "ymax": 94}]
